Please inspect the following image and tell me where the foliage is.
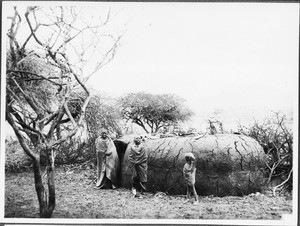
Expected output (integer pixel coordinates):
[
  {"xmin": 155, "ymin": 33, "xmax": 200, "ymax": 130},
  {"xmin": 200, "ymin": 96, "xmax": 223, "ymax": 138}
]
[
  {"xmin": 85, "ymin": 93, "xmax": 123, "ymax": 138},
  {"xmin": 238, "ymin": 112, "xmax": 293, "ymax": 192},
  {"xmin": 5, "ymin": 139, "xmax": 32, "ymax": 173},
  {"xmin": 118, "ymin": 92, "xmax": 193, "ymax": 133},
  {"xmin": 5, "ymin": 136, "xmax": 98, "ymax": 171},
  {"xmin": 55, "ymin": 137, "xmax": 97, "ymax": 166}
]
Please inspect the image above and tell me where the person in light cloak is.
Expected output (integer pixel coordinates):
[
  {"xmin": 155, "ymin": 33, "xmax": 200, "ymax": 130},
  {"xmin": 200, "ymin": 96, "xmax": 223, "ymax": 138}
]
[{"xmin": 94, "ymin": 129, "xmax": 119, "ymax": 189}]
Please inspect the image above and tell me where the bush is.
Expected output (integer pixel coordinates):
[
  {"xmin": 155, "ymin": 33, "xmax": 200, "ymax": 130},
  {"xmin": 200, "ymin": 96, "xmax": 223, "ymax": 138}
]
[
  {"xmin": 5, "ymin": 139, "xmax": 32, "ymax": 173},
  {"xmin": 238, "ymin": 112, "xmax": 293, "ymax": 192},
  {"xmin": 6, "ymin": 136, "xmax": 98, "ymax": 172},
  {"xmin": 55, "ymin": 137, "xmax": 97, "ymax": 166}
]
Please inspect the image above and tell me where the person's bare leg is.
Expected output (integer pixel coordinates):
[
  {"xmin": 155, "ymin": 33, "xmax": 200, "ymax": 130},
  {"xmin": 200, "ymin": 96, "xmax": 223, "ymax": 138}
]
[
  {"xmin": 192, "ymin": 185, "xmax": 199, "ymax": 203},
  {"xmin": 131, "ymin": 175, "xmax": 138, "ymax": 197},
  {"xmin": 187, "ymin": 185, "xmax": 191, "ymax": 199}
]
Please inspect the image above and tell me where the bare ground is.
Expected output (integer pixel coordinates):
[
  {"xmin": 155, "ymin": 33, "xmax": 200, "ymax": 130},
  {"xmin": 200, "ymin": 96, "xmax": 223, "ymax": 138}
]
[{"xmin": 5, "ymin": 166, "xmax": 293, "ymax": 220}]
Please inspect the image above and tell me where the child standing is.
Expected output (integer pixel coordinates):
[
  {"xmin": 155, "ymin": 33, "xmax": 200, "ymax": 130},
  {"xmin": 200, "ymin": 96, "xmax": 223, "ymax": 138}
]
[{"xmin": 183, "ymin": 152, "xmax": 199, "ymax": 204}]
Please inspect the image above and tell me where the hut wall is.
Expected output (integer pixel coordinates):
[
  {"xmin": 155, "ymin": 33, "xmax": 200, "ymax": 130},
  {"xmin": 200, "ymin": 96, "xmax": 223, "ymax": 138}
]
[{"xmin": 120, "ymin": 134, "xmax": 266, "ymax": 196}]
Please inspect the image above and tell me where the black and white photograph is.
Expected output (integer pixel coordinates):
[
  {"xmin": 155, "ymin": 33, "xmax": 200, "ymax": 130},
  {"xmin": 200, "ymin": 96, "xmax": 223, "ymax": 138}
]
[{"xmin": 1, "ymin": 1, "xmax": 298, "ymax": 225}]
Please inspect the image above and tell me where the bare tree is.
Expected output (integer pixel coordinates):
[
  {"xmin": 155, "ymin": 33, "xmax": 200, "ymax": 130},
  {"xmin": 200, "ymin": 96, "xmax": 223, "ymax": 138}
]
[
  {"xmin": 6, "ymin": 6, "xmax": 122, "ymax": 217},
  {"xmin": 238, "ymin": 112, "xmax": 293, "ymax": 195}
]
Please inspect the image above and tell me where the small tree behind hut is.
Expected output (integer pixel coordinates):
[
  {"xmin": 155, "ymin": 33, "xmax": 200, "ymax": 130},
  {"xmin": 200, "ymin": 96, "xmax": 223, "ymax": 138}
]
[
  {"xmin": 238, "ymin": 112, "xmax": 293, "ymax": 195},
  {"xmin": 118, "ymin": 92, "xmax": 193, "ymax": 133},
  {"xmin": 207, "ymin": 108, "xmax": 225, "ymax": 135},
  {"xmin": 5, "ymin": 6, "xmax": 122, "ymax": 217}
]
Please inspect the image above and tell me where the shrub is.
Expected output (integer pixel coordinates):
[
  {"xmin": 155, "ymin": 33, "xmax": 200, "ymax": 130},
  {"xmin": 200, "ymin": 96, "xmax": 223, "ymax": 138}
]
[
  {"xmin": 55, "ymin": 137, "xmax": 97, "ymax": 166},
  {"xmin": 5, "ymin": 139, "xmax": 32, "ymax": 173},
  {"xmin": 6, "ymin": 136, "xmax": 98, "ymax": 172},
  {"xmin": 238, "ymin": 112, "xmax": 293, "ymax": 193}
]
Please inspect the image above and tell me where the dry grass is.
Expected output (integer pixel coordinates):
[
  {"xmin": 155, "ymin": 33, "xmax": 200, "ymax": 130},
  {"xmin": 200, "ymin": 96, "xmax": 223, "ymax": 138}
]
[{"xmin": 5, "ymin": 167, "xmax": 293, "ymax": 220}]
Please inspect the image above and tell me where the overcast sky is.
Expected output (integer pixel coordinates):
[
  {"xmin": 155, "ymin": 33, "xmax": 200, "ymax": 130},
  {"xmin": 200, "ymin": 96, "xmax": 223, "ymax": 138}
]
[
  {"xmin": 85, "ymin": 2, "xmax": 298, "ymax": 130},
  {"xmin": 3, "ymin": 2, "xmax": 299, "ymax": 133}
]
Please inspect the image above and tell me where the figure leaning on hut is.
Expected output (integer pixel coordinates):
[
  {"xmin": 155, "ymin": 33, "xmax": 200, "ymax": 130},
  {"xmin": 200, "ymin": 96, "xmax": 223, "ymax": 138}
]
[
  {"xmin": 94, "ymin": 129, "xmax": 119, "ymax": 189},
  {"xmin": 129, "ymin": 136, "xmax": 148, "ymax": 197},
  {"xmin": 183, "ymin": 152, "xmax": 199, "ymax": 204}
]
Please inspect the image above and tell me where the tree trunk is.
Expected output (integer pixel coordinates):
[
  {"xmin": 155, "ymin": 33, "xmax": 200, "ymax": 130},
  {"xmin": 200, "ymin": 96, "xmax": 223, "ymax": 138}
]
[
  {"xmin": 46, "ymin": 148, "xmax": 56, "ymax": 217},
  {"xmin": 32, "ymin": 148, "xmax": 56, "ymax": 218},
  {"xmin": 140, "ymin": 123, "xmax": 149, "ymax": 134}
]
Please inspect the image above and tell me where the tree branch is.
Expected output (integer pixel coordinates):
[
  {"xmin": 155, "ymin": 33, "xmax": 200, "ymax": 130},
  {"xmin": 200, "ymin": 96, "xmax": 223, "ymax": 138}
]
[
  {"xmin": 77, "ymin": 95, "xmax": 91, "ymax": 125},
  {"xmin": 273, "ymin": 168, "xmax": 293, "ymax": 196},
  {"xmin": 134, "ymin": 118, "xmax": 149, "ymax": 133},
  {"xmin": 6, "ymin": 108, "xmax": 38, "ymax": 160},
  {"xmin": 47, "ymin": 107, "xmax": 65, "ymax": 139},
  {"xmin": 56, "ymin": 25, "xmax": 100, "ymax": 53},
  {"xmin": 8, "ymin": 69, "xmax": 63, "ymax": 88},
  {"xmin": 48, "ymin": 128, "xmax": 77, "ymax": 148},
  {"xmin": 11, "ymin": 78, "xmax": 44, "ymax": 118},
  {"xmin": 58, "ymin": 52, "xmax": 90, "ymax": 95},
  {"xmin": 83, "ymin": 35, "xmax": 122, "ymax": 82},
  {"xmin": 21, "ymin": 24, "xmax": 40, "ymax": 50},
  {"xmin": 63, "ymin": 102, "xmax": 76, "ymax": 126},
  {"xmin": 25, "ymin": 8, "xmax": 45, "ymax": 47}
]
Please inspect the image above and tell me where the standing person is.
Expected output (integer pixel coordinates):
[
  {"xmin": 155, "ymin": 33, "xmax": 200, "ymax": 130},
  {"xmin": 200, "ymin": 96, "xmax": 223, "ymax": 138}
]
[
  {"xmin": 129, "ymin": 136, "xmax": 148, "ymax": 197},
  {"xmin": 183, "ymin": 152, "xmax": 199, "ymax": 204},
  {"xmin": 94, "ymin": 128, "xmax": 119, "ymax": 189}
]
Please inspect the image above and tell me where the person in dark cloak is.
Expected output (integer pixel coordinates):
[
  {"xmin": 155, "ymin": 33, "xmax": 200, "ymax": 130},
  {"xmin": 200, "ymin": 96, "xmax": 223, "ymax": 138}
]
[{"xmin": 128, "ymin": 136, "xmax": 148, "ymax": 197}]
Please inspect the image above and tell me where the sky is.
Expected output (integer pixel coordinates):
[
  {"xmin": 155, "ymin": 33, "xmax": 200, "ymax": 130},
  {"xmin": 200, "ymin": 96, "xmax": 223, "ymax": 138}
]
[
  {"xmin": 2, "ymin": 2, "xmax": 299, "ymax": 134},
  {"xmin": 85, "ymin": 2, "xmax": 299, "ymax": 131}
]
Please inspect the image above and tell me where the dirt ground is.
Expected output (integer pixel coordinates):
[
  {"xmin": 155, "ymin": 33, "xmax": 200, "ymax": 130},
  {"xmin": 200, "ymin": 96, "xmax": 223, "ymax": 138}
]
[{"xmin": 5, "ymin": 166, "xmax": 293, "ymax": 220}]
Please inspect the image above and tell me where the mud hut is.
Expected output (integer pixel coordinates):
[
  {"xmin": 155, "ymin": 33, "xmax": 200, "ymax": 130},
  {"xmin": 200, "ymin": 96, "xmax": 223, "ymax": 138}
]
[{"xmin": 115, "ymin": 134, "xmax": 266, "ymax": 197}]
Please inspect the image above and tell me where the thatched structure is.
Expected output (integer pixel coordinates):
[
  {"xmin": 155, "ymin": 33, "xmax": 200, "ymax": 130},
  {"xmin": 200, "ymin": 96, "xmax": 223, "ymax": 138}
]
[{"xmin": 114, "ymin": 134, "xmax": 266, "ymax": 196}]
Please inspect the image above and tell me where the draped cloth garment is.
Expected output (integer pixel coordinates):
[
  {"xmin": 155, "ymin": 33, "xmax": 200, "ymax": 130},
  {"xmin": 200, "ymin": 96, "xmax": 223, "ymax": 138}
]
[
  {"xmin": 183, "ymin": 161, "xmax": 196, "ymax": 186},
  {"xmin": 95, "ymin": 136, "xmax": 119, "ymax": 187},
  {"xmin": 128, "ymin": 143, "xmax": 148, "ymax": 183}
]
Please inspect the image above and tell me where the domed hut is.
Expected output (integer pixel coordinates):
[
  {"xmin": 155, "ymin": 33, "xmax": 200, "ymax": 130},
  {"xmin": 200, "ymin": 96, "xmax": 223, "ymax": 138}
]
[{"xmin": 114, "ymin": 134, "xmax": 266, "ymax": 197}]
